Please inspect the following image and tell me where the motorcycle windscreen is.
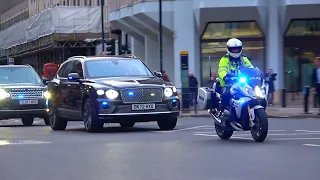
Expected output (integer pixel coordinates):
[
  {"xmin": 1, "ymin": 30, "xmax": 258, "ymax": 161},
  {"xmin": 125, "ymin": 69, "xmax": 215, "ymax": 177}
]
[{"xmin": 239, "ymin": 67, "xmax": 262, "ymax": 87}]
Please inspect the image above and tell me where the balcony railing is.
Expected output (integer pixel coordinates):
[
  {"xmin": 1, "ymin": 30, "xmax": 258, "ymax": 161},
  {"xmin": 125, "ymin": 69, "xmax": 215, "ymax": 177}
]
[{"xmin": 108, "ymin": 0, "xmax": 173, "ymax": 12}]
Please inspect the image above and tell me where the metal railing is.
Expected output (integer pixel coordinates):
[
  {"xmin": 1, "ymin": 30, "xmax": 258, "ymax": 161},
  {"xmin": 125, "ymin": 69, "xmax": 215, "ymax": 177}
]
[
  {"xmin": 176, "ymin": 87, "xmax": 200, "ymax": 114},
  {"xmin": 108, "ymin": 0, "xmax": 173, "ymax": 12}
]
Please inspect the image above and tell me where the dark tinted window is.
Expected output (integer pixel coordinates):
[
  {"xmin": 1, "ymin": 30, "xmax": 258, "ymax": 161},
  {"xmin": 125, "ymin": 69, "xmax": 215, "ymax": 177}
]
[
  {"xmin": 85, "ymin": 59, "xmax": 153, "ymax": 78},
  {"xmin": 0, "ymin": 67, "xmax": 42, "ymax": 84}
]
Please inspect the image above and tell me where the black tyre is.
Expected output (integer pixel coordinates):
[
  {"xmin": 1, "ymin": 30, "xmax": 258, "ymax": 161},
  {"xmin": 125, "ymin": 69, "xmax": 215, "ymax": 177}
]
[
  {"xmin": 157, "ymin": 117, "xmax": 177, "ymax": 130},
  {"xmin": 49, "ymin": 105, "xmax": 67, "ymax": 130},
  {"xmin": 82, "ymin": 99, "xmax": 104, "ymax": 132},
  {"xmin": 120, "ymin": 121, "xmax": 135, "ymax": 128},
  {"xmin": 44, "ymin": 116, "xmax": 50, "ymax": 126},
  {"xmin": 215, "ymin": 123, "xmax": 233, "ymax": 140},
  {"xmin": 21, "ymin": 117, "xmax": 34, "ymax": 126},
  {"xmin": 251, "ymin": 109, "xmax": 268, "ymax": 142}
]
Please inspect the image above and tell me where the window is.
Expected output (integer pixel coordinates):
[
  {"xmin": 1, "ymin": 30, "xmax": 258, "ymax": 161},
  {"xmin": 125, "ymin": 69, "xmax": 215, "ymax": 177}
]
[
  {"xmin": 85, "ymin": 59, "xmax": 153, "ymax": 78},
  {"xmin": 202, "ymin": 22, "xmax": 263, "ymax": 40},
  {"xmin": 60, "ymin": 62, "xmax": 75, "ymax": 78},
  {"xmin": 57, "ymin": 63, "xmax": 67, "ymax": 78},
  {"xmin": 0, "ymin": 67, "xmax": 42, "ymax": 85},
  {"xmin": 285, "ymin": 19, "xmax": 320, "ymax": 37}
]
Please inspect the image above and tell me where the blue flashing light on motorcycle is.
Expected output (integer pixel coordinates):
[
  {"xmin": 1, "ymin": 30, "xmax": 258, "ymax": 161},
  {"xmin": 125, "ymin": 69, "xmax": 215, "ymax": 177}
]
[{"xmin": 239, "ymin": 76, "xmax": 247, "ymax": 83}]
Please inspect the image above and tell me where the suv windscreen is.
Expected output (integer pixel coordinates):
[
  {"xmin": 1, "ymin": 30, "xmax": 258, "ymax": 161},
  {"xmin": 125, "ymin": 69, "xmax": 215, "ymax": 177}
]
[
  {"xmin": 0, "ymin": 67, "xmax": 42, "ymax": 85},
  {"xmin": 85, "ymin": 59, "xmax": 153, "ymax": 78}
]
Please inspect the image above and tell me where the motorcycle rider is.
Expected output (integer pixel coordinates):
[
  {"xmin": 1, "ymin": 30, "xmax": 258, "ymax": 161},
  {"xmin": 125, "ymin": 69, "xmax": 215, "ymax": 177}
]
[{"xmin": 217, "ymin": 38, "xmax": 254, "ymax": 122}]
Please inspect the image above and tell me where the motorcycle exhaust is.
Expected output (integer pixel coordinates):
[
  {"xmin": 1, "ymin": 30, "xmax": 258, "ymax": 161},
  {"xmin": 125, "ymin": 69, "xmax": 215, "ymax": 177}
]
[
  {"xmin": 209, "ymin": 111, "xmax": 221, "ymax": 124},
  {"xmin": 230, "ymin": 122, "xmax": 243, "ymax": 131}
]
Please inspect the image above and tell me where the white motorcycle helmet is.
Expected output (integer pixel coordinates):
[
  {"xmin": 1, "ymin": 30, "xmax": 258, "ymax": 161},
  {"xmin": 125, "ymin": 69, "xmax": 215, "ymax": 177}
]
[{"xmin": 226, "ymin": 38, "xmax": 242, "ymax": 58}]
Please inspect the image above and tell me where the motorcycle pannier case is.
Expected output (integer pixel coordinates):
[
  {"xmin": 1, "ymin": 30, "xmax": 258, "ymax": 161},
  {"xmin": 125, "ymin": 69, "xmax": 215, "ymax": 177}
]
[{"xmin": 197, "ymin": 87, "xmax": 218, "ymax": 110}]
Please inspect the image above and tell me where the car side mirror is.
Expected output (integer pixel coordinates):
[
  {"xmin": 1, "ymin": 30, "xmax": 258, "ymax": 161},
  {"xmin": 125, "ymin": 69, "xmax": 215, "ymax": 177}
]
[
  {"xmin": 154, "ymin": 71, "xmax": 163, "ymax": 78},
  {"xmin": 42, "ymin": 78, "xmax": 49, "ymax": 85},
  {"xmin": 67, "ymin": 73, "xmax": 80, "ymax": 82}
]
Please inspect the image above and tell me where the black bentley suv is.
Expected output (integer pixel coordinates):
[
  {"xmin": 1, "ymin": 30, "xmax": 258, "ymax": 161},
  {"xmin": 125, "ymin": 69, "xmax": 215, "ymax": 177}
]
[
  {"xmin": 47, "ymin": 55, "xmax": 180, "ymax": 132},
  {"xmin": 0, "ymin": 65, "xmax": 50, "ymax": 125}
]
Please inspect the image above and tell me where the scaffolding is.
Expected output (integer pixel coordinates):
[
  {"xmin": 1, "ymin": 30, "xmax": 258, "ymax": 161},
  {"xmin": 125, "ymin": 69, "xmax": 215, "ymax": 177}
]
[{"xmin": 0, "ymin": 6, "xmax": 118, "ymax": 71}]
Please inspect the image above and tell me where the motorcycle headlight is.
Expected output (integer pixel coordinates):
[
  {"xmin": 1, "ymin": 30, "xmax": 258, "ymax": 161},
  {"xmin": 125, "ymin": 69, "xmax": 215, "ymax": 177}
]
[
  {"xmin": 105, "ymin": 90, "xmax": 119, "ymax": 100},
  {"xmin": 43, "ymin": 91, "xmax": 51, "ymax": 99},
  {"xmin": 0, "ymin": 89, "xmax": 10, "ymax": 100},
  {"xmin": 254, "ymin": 86, "xmax": 265, "ymax": 98},
  {"xmin": 164, "ymin": 87, "xmax": 173, "ymax": 97}
]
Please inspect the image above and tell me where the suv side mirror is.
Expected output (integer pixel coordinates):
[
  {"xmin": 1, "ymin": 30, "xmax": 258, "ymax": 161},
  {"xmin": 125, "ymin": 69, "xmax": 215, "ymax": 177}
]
[
  {"xmin": 154, "ymin": 71, "xmax": 162, "ymax": 78},
  {"xmin": 42, "ymin": 78, "xmax": 49, "ymax": 85},
  {"xmin": 67, "ymin": 73, "xmax": 80, "ymax": 81}
]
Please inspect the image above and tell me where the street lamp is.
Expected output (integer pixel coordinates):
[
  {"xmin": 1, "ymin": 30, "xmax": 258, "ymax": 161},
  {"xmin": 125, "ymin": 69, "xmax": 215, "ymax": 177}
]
[
  {"xmin": 159, "ymin": 0, "xmax": 163, "ymax": 72},
  {"xmin": 101, "ymin": 0, "xmax": 105, "ymax": 52}
]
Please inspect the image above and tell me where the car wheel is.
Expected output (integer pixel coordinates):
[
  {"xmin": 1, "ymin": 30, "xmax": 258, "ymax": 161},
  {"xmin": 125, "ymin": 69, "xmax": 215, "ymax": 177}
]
[
  {"xmin": 49, "ymin": 105, "xmax": 67, "ymax": 130},
  {"xmin": 119, "ymin": 121, "xmax": 135, "ymax": 128},
  {"xmin": 44, "ymin": 116, "xmax": 50, "ymax": 126},
  {"xmin": 83, "ymin": 99, "xmax": 104, "ymax": 133},
  {"xmin": 157, "ymin": 117, "xmax": 177, "ymax": 130},
  {"xmin": 21, "ymin": 117, "xmax": 34, "ymax": 126}
]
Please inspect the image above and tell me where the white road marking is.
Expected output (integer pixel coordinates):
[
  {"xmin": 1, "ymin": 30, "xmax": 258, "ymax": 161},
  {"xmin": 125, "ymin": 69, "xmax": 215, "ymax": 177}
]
[
  {"xmin": 295, "ymin": 130, "xmax": 320, "ymax": 133},
  {"xmin": 231, "ymin": 137, "xmax": 253, "ymax": 140},
  {"xmin": 233, "ymin": 132, "xmax": 320, "ymax": 137},
  {"xmin": 194, "ymin": 134, "xmax": 218, "ymax": 137},
  {"xmin": 272, "ymin": 137, "xmax": 320, "ymax": 141},
  {"xmin": 268, "ymin": 130, "xmax": 287, "ymax": 132},
  {"xmin": 194, "ymin": 132, "xmax": 215, "ymax": 134},
  {"xmin": 155, "ymin": 125, "xmax": 212, "ymax": 133},
  {"xmin": 0, "ymin": 140, "xmax": 52, "ymax": 146},
  {"xmin": 303, "ymin": 144, "xmax": 320, "ymax": 147}
]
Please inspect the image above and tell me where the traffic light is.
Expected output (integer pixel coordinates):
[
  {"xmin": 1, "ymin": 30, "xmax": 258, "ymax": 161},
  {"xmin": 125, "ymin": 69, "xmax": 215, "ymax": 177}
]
[
  {"xmin": 106, "ymin": 39, "xmax": 116, "ymax": 55},
  {"xmin": 120, "ymin": 44, "xmax": 131, "ymax": 55}
]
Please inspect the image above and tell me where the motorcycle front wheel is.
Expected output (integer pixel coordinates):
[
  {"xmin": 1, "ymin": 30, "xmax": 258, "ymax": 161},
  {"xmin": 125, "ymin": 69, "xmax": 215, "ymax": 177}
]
[{"xmin": 251, "ymin": 109, "xmax": 268, "ymax": 142}]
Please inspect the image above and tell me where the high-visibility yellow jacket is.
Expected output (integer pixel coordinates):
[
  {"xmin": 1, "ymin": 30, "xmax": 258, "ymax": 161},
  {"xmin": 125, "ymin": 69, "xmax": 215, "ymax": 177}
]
[{"xmin": 218, "ymin": 54, "xmax": 254, "ymax": 87}]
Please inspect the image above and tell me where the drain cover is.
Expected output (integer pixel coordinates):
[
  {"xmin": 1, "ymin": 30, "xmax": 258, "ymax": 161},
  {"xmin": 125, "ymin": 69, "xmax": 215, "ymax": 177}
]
[{"xmin": 0, "ymin": 140, "xmax": 52, "ymax": 146}]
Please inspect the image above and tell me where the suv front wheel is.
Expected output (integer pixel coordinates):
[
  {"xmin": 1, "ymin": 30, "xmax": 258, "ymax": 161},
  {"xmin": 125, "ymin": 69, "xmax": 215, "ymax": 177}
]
[
  {"xmin": 22, "ymin": 117, "xmax": 34, "ymax": 126},
  {"xmin": 49, "ymin": 105, "xmax": 67, "ymax": 130},
  {"xmin": 157, "ymin": 117, "xmax": 177, "ymax": 130},
  {"xmin": 82, "ymin": 99, "xmax": 104, "ymax": 132}
]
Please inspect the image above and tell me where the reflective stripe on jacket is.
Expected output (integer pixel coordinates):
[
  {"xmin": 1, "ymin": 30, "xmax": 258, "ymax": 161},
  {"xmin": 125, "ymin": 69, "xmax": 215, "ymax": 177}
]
[{"xmin": 218, "ymin": 54, "xmax": 254, "ymax": 87}]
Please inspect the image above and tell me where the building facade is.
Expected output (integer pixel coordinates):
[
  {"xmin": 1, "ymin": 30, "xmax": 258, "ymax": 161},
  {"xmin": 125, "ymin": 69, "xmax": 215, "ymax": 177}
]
[{"xmin": 108, "ymin": 0, "xmax": 320, "ymax": 102}]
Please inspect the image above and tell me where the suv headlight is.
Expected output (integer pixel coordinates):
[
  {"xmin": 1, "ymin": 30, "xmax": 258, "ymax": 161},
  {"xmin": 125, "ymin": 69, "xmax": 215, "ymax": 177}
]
[
  {"xmin": 164, "ymin": 88, "xmax": 173, "ymax": 97},
  {"xmin": 43, "ymin": 91, "xmax": 51, "ymax": 99},
  {"xmin": 0, "ymin": 89, "xmax": 10, "ymax": 100},
  {"xmin": 105, "ymin": 90, "xmax": 119, "ymax": 99}
]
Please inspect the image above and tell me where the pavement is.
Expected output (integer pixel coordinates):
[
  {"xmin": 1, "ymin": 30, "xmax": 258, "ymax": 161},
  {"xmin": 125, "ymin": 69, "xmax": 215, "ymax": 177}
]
[
  {"xmin": 0, "ymin": 117, "xmax": 319, "ymax": 180},
  {"xmin": 180, "ymin": 106, "xmax": 320, "ymax": 118}
]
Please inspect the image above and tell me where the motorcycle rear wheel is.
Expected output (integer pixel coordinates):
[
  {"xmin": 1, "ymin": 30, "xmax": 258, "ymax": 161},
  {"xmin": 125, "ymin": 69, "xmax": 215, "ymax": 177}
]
[
  {"xmin": 251, "ymin": 109, "xmax": 268, "ymax": 142},
  {"xmin": 215, "ymin": 123, "xmax": 233, "ymax": 140}
]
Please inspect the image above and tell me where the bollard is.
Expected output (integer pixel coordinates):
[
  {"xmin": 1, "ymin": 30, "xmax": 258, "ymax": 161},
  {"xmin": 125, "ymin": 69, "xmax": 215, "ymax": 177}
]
[
  {"xmin": 303, "ymin": 86, "xmax": 310, "ymax": 114},
  {"xmin": 282, "ymin": 89, "xmax": 286, "ymax": 108},
  {"xmin": 194, "ymin": 91, "xmax": 197, "ymax": 114}
]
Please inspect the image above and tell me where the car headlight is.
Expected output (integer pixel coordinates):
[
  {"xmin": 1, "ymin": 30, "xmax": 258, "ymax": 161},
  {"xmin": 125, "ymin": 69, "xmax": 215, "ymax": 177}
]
[
  {"xmin": 172, "ymin": 86, "xmax": 177, "ymax": 93},
  {"xmin": 254, "ymin": 86, "xmax": 265, "ymax": 98},
  {"xmin": 164, "ymin": 87, "xmax": 173, "ymax": 97},
  {"xmin": 43, "ymin": 91, "xmax": 51, "ymax": 99},
  {"xmin": 105, "ymin": 89, "xmax": 119, "ymax": 99},
  {"xmin": 96, "ymin": 89, "xmax": 105, "ymax": 96},
  {"xmin": 0, "ymin": 89, "xmax": 10, "ymax": 100}
]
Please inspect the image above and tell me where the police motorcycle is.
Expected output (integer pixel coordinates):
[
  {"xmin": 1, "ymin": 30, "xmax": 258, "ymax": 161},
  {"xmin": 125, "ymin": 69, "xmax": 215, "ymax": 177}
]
[{"xmin": 197, "ymin": 67, "xmax": 271, "ymax": 142}]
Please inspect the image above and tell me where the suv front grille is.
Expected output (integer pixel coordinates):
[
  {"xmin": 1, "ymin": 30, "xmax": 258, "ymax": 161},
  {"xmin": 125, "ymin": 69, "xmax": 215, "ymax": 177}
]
[
  {"xmin": 120, "ymin": 88, "xmax": 163, "ymax": 103},
  {"xmin": 10, "ymin": 91, "xmax": 43, "ymax": 99}
]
